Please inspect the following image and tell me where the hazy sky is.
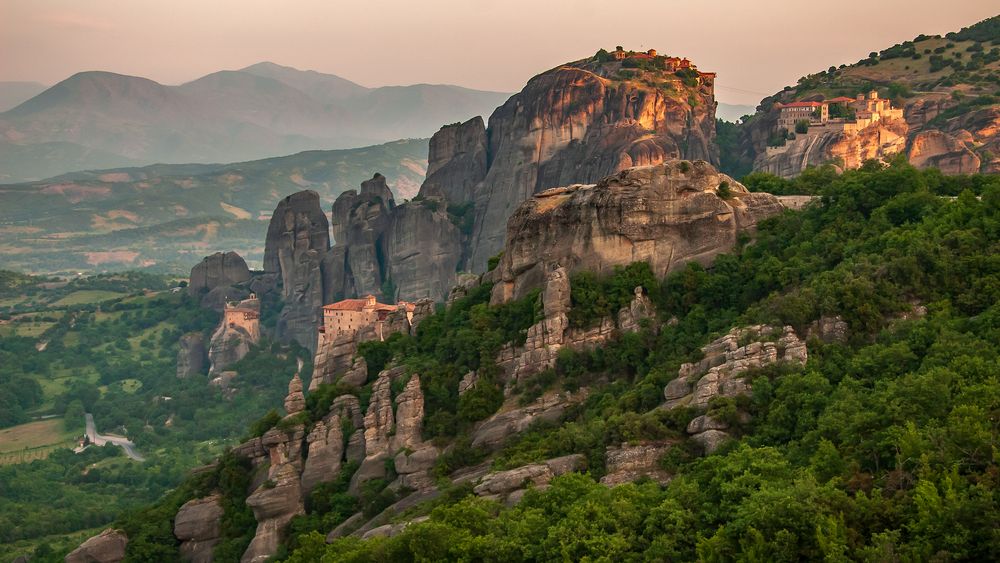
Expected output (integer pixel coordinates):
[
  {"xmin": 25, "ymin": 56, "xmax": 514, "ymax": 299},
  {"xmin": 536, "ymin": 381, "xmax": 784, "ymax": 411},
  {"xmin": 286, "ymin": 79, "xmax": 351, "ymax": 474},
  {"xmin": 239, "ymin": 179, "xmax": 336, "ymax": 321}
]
[{"xmin": 1, "ymin": 0, "xmax": 997, "ymax": 105}]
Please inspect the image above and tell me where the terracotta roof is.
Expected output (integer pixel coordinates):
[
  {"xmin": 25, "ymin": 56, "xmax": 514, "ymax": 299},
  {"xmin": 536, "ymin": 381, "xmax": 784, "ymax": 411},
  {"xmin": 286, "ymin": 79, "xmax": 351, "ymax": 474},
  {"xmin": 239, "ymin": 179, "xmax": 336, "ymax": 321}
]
[
  {"xmin": 323, "ymin": 299, "xmax": 371, "ymax": 312},
  {"xmin": 779, "ymin": 101, "xmax": 823, "ymax": 108},
  {"xmin": 628, "ymin": 53, "xmax": 653, "ymax": 59},
  {"xmin": 322, "ymin": 298, "xmax": 405, "ymax": 312}
]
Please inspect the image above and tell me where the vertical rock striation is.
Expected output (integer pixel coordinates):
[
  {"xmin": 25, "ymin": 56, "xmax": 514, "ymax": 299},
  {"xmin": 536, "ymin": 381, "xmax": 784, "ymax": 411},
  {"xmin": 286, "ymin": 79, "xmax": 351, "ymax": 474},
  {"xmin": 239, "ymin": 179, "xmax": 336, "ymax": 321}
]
[{"xmin": 264, "ymin": 190, "xmax": 330, "ymax": 353}]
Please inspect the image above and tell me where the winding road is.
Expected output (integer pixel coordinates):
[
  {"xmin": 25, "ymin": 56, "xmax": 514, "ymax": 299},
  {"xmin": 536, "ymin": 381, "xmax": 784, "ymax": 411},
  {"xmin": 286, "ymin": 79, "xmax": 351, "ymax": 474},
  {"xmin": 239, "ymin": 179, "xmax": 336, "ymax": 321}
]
[{"xmin": 84, "ymin": 413, "xmax": 144, "ymax": 461}]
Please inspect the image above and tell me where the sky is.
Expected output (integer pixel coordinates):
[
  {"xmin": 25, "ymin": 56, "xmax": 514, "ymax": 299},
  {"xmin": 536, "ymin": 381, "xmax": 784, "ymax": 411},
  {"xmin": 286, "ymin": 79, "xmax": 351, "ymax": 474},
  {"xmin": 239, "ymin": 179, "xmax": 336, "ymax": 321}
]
[{"xmin": 1, "ymin": 0, "xmax": 997, "ymax": 105}]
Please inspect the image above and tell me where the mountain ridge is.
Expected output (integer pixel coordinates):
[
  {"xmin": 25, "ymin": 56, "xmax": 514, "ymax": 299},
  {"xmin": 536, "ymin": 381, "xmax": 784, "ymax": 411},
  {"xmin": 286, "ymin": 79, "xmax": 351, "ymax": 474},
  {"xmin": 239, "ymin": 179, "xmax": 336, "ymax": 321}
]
[{"xmin": 0, "ymin": 64, "xmax": 510, "ymax": 183}]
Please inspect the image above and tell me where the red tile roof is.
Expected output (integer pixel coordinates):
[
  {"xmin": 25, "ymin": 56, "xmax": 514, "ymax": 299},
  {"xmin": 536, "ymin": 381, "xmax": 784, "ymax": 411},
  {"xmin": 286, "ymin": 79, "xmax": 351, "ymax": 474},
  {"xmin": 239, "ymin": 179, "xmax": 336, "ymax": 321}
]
[
  {"xmin": 323, "ymin": 299, "xmax": 370, "ymax": 312},
  {"xmin": 779, "ymin": 101, "xmax": 823, "ymax": 108}
]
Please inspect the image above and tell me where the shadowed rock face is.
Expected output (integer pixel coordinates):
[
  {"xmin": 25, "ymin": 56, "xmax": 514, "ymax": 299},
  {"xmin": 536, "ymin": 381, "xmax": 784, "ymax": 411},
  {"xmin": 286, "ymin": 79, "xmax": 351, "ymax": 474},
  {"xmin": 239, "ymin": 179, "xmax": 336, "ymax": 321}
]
[
  {"xmin": 491, "ymin": 161, "xmax": 784, "ymax": 304},
  {"xmin": 188, "ymin": 251, "xmax": 251, "ymax": 301},
  {"xmin": 420, "ymin": 116, "xmax": 488, "ymax": 205},
  {"xmin": 176, "ymin": 333, "xmax": 207, "ymax": 378},
  {"xmin": 264, "ymin": 190, "xmax": 330, "ymax": 352},
  {"xmin": 174, "ymin": 495, "xmax": 223, "ymax": 563}
]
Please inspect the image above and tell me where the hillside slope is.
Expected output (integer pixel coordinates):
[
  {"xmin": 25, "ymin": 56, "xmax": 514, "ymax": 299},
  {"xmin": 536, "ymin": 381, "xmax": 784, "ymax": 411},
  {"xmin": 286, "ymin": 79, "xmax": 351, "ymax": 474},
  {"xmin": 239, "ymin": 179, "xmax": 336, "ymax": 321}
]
[
  {"xmin": 0, "ymin": 139, "xmax": 429, "ymax": 274},
  {"xmin": 46, "ymin": 159, "xmax": 1000, "ymax": 563},
  {"xmin": 738, "ymin": 15, "xmax": 1000, "ymax": 178}
]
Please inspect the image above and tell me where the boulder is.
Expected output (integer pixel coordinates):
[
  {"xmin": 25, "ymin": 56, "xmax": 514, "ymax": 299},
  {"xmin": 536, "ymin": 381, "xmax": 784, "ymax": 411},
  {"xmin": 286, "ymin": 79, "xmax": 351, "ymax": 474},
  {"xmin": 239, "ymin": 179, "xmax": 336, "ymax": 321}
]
[
  {"xmin": 65, "ymin": 529, "xmax": 127, "ymax": 563},
  {"xmin": 188, "ymin": 251, "xmax": 250, "ymax": 299},
  {"xmin": 174, "ymin": 495, "xmax": 223, "ymax": 563},
  {"xmin": 283, "ymin": 374, "xmax": 305, "ymax": 417}
]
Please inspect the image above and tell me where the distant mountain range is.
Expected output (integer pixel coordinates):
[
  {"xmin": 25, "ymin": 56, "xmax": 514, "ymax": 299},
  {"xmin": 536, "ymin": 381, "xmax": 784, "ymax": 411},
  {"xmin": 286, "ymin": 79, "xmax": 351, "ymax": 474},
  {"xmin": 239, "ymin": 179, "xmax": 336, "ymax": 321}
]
[
  {"xmin": 0, "ymin": 62, "xmax": 510, "ymax": 183},
  {"xmin": 0, "ymin": 139, "xmax": 429, "ymax": 274},
  {"xmin": 0, "ymin": 82, "xmax": 47, "ymax": 112}
]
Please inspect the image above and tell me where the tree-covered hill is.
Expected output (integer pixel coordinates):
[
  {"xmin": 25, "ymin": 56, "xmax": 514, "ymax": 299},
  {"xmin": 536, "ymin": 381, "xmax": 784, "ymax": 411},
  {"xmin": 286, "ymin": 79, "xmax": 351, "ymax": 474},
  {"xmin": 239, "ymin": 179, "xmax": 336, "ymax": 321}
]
[{"xmin": 76, "ymin": 160, "xmax": 1000, "ymax": 562}]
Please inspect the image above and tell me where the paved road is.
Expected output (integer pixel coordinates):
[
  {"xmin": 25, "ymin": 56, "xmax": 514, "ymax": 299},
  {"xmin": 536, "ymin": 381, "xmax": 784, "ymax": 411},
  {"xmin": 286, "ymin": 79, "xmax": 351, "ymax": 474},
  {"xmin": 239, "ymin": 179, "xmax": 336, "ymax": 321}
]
[{"xmin": 84, "ymin": 413, "xmax": 144, "ymax": 461}]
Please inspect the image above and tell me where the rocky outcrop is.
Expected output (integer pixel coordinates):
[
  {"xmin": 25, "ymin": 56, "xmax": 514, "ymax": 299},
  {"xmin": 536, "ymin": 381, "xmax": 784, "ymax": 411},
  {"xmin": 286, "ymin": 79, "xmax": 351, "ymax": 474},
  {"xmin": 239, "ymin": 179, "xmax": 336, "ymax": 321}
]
[
  {"xmin": 264, "ymin": 190, "xmax": 330, "ymax": 353},
  {"xmin": 420, "ymin": 116, "xmax": 488, "ymax": 205},
  {"xmin": 65, "ymin": 529, "xmax": 127, "ymax": 563},
  {"xmin": 472, "ymin": 389, "xmax": 588, "ymax": 449},
  {"xmin": 318, "ymin": 53, "xmax": 720, "ymax": 300},
  {"xmin": 664, "ymin": 325, "xmax": 808, "ymax": 451},
  {"xmin": 472, "ymin": 454, "xmax": 585, "ymax": 505},
  {"xmin": 466, "ymin": 61, "xmax": 719, "ymax": 270},
  {"xmin": 242, "ymin": 463, "xmax": 304, "ymax": 563},
  {"xmin": 325, "ymin": 173, "xmax": 462, "ymax": 303},
  {"xmin": 754, "ymin": 118, "xmax": 909, "ymax": 178},
  {"xmin": 491, "ymin": 161, "xmax": 783, "ymax": 304},
  {"xmin": 188, "ymin": 251, "xmax": 251, "ymax": 301},
  {"xmin": 664, "ymin": 325, "xmax": 807, "ymax": 411},
  {"xmin": 807, "ymin": 316, "xmax": 849, "ymax": 344},
  {"xmin": 283, "ymin": 374, "xmax": 305, "ymax": 417},
  {"xmin": 174, "ymin": 495, "xmax": 223, "ymax": 563},
  {"xmin": 600, "ymin": 442, "xmax": 673, "ymax": 486},
  {"xmin": 177, "ymin": 333, "xmax": 207, "ymax": 378},
  {"xmin": 907, "ymin": 129, "xmax": 981, "ymax": 174},
  {"xmin": 207, "ymin": 296, "xmax": 260, "ymax": 375}
]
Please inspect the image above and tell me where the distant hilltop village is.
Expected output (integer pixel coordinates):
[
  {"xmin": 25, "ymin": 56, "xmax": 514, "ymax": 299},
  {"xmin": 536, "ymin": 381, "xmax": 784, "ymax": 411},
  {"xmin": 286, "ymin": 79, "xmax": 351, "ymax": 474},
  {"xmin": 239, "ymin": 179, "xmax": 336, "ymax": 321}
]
[
  {"xmin": 774, "ymin": 90, "xmax": 904, "ymax": 133},
  {"xmin": 758, "ymin": 89, "xmax": 909, "ymax": 176}
]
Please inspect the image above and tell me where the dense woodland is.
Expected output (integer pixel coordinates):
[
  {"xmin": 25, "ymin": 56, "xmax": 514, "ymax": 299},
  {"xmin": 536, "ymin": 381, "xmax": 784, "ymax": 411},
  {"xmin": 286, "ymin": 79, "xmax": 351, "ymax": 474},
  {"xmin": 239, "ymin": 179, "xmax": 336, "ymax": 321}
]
[
  {"xmin": 0, "ymin": 278, "xmax": 310, "ymax": 560},
  {"xmin": 82, "ymin": 160, "xmax": 1000, "ymax": 561}
]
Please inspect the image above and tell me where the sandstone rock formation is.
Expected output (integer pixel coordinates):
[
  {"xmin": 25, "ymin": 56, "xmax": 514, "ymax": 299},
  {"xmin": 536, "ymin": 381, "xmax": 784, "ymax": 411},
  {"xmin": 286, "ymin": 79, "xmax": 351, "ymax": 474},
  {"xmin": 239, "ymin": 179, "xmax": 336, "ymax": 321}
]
[
  {"xmin": 466, "ymin": 61, "xmax": 719, "ymax": 270},
  {"xmin": 65, "ymin": 529, "xmax": 128, "ymax": 563},
  {"xmin": 420, "ymin": 116, "xmax": 488, "ymax": 204},
  {"xmin": 490, "ymin": 161, "xmax": 784, "ymax": 304},
  {"xmin": 314, "ymin": 53, "xmax": 721, "ymax": 302},
  {"xmin": 600, "ymin": 442, "xmax": 673, "ymax": 486},
  {"xmin": 663, "ymin": 325, "xmax": 808, "ymax": 451},
  {"xmin": 472, "ymin": 389, "xmax": 588, "ymax": 449},
  {"xmin": 283, "ymin": 374, "xmax": 305, "ymax": 417},
  {"xmin": 472, "ymin": 454, "xmax": 585, "ymax": 505},
  {"xmin": 264, "ymin": 190, "xmax": 331, "ymax": 352},
  {"xmin": 188, "ymin": 251, "xmax": 251, "ymax": 301},
  {"xmin": 207, "ymin": 295, "xmax": 260, "ymax": 375},
  {"xmin": 174, "ymin": 495, "xmax": 224, "ymax": 563},
  {"xmin": 754, "ymin": 118, "xmax": 909, "ymax": 178},
  {"xmin": 908, "ymin": 129, "xmax": 981, "ymax": 174},
  {"xmin": 176, "ymin": 333, "xmax": 207, "ymax": 378},
  {"xmin": 325, "ymin": 173, "xmax": 462, "ymax": 303},
  {"xmin": 242, "ymin": 463, "xmax": 304, "ymax": 563}
]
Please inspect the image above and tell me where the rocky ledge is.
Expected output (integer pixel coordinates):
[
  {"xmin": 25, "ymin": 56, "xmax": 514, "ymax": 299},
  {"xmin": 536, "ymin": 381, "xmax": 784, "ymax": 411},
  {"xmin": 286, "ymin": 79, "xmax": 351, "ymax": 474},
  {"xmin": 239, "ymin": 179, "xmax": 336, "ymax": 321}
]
[{"xmin": 490, "ymin": 161, "xmax": 785, "ymax": 304}]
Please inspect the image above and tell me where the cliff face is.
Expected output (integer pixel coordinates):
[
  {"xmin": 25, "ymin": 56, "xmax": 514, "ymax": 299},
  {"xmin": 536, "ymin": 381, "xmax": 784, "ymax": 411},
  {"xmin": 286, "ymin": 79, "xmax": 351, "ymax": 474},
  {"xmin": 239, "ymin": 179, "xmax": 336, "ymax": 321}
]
[
  {"xmin": 264, "ymin": 190, "xmax": 331, "ymax": 352},
  {"xmin": 324, "ymin": 53, "xmax": 719, "ymax": 299},
  {"xmin": 467, "ymin": 63, "xmax": 718, "ymax": 270},
  {"xmin": 753, "ymin": 117, "xmax": 909, "ymax": 178},
  {"xmin": 491, "ymin": 161, "xmax": 784, "ymax": 304}
]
